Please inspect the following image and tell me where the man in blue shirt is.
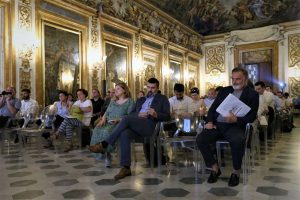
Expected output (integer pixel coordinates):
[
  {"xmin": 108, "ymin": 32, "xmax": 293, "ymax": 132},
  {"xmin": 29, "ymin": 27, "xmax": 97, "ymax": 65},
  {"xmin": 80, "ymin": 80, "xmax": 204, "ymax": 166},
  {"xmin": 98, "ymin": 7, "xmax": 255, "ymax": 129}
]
[{"xmin": 0, "ymin": 86, "xmax": 21, "ymax": 128}]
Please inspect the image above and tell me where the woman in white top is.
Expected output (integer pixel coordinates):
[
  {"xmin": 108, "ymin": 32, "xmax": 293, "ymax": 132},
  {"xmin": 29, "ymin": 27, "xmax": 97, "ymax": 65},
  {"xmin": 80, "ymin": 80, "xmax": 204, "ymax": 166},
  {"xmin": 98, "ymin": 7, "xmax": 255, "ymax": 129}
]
[
  {"xmin": 54, "ymin": 89, "xmax": 93, "ymax": 152},
  {"xmin": 52, "ymin": 91, "xmax": 71, "ymax": 129}
]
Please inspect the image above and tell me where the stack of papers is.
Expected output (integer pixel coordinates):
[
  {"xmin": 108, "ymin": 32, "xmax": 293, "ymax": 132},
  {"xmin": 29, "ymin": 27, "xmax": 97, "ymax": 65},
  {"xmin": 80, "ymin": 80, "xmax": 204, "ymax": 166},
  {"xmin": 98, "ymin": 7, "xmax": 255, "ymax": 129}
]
[{"xmin": 216, "ymin": 94, "xmax": 251, "ymax": 117}]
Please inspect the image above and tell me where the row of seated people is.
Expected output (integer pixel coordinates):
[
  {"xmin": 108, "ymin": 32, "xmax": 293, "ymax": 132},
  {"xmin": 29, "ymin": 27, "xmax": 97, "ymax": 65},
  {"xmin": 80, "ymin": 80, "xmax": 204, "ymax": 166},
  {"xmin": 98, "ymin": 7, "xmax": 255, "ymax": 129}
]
[
  {"xmin": 0, "ymin": 67, "xmax": 258, "ymax": 187},
  {"xmin": 0, "ymin": 87, "xmax": 42, "ymax": 128},
  {"xmin": 4, "ymin": 67, "xmax": 289, "ymax": 187},
  {"xmin": 87, "ymin": 67, "xmax": 259, "ymax": 187}
]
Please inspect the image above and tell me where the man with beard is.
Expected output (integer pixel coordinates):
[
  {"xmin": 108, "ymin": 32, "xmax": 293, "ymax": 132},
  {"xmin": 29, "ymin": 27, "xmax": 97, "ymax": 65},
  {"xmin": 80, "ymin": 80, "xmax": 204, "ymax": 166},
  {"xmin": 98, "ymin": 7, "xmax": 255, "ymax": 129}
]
[
  {"xmin": 89, "ymin": 78, "xmax": 170, "ymax": 180},
  {"xmin": 169, "ymin": 83, "xmax": 194, "ymax": 119},
  {"xmin": 19, "ymin": 89, "xmax": 39, "ymax": 128},
  {"xmin": 196, "ymin": 67, "xmax": 259, "ymax": 187},
  {"xmin": 20, "ymin": 89, "xmax": 39, "ymax": 117}
]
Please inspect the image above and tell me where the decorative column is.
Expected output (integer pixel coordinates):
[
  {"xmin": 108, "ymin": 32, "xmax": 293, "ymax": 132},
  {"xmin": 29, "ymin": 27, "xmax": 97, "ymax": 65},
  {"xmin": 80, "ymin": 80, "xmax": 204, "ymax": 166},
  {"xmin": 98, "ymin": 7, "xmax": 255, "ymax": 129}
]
[
  {"xmin": 133, "ymin": 32, "xmax": 142, "ymax": 98},
  {"xmin": 89, "ymin": 15, "xmax": 101, "ymax": 90},
  {"xmin": 162, "ymin": 44, "xmax": 169, "ymax": 96},
  {"xmin": 287, "ymin": 33, "xmax": 300, "ymax": 97},
  {"xmin": 15, "ymin": 0, "xmax": 36, "ymax": 97}
]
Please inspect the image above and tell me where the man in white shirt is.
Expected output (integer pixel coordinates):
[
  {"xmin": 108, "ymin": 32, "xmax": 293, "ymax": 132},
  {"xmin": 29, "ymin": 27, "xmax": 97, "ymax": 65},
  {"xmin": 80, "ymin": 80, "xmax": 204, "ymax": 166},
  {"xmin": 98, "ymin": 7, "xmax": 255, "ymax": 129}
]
[
  {"xmin": 254, "ymin": 81, "xmax": 275, "ymax": 140},
  {"xmin": 169, "ymin": 83, "xmax": 193, "ymax": 118},
  {"xmin": 20, "ymin": 89, "xmax": 39, "ymax": 117}
]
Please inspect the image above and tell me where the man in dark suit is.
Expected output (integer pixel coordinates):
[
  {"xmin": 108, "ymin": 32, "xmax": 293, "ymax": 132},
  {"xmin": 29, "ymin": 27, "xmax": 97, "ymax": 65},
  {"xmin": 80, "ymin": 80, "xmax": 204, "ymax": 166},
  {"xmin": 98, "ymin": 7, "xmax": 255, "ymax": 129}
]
[
  {"xmin": 197, "ymin": 67, "xmax": 259, "ymax": 187},
  {"xmin": 89, "ymin": 78, "xmax": 170, "ymax": 180}
]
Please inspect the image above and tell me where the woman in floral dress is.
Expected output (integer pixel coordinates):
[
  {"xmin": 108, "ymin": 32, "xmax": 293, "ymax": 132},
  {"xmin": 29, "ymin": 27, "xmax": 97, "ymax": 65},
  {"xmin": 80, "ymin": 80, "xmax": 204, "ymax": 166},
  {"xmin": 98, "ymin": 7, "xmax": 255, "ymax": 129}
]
[{"xmin": 90, "ymin": 82, "xmax": 134, "ymax": 167}]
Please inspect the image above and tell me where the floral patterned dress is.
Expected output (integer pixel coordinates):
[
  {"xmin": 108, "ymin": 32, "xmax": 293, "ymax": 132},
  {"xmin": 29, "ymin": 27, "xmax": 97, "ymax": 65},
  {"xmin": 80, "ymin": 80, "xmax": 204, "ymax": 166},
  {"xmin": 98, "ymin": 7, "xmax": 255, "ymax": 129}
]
[{"xmin": 90, "ymin": 98, "xmax": 134, "ymax": 153}]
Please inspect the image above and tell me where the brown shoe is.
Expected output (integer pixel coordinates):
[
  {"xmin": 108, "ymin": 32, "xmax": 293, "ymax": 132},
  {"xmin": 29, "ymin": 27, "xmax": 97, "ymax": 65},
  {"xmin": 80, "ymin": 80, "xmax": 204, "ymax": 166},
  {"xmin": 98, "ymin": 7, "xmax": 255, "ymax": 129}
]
[
  {"xmin": 89, "ymin": 143, "xmax": 105, "ymax": 154},
  {"xmin": 114, "ymin": 167, "xmax": 131, "ymax": 180},
  {"xmin": 64, "ymin": 141, "xmax": 73, "ymax": 152}
]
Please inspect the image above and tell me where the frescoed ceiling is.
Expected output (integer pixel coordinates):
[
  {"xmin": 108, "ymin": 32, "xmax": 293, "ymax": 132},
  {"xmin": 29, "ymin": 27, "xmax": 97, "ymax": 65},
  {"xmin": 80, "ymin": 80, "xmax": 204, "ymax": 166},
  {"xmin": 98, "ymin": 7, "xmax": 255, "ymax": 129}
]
[{"xmin": 145, "ymin": 0, "xmax": 300, "ymax": 35}]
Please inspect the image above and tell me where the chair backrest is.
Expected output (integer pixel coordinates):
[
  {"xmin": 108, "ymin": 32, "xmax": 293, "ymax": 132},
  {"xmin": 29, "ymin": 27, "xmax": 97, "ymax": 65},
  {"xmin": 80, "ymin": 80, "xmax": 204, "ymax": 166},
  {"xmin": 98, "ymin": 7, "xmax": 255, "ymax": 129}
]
[{"xmin": 39, "ymin": 105, "xmax": 56, "ymax": 129}]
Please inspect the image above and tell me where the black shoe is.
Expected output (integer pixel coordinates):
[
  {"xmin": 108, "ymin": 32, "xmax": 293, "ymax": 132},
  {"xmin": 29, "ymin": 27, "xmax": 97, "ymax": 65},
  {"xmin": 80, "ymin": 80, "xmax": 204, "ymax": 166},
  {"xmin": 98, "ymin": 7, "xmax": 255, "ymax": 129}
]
[
  {"xmin": 228, "ymin": 173, "xmax": 240, "ymax": 187},
  {"xmin": 207, "ymin": 169, "xmax": 221, "ymax": 183}
]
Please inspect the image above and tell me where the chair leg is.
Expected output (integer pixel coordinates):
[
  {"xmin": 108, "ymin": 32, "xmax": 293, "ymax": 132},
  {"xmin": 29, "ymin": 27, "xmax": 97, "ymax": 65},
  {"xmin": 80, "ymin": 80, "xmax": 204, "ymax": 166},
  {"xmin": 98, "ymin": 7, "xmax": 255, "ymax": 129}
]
[
  {"xmin": 216, "ymin": 142, "xmax": 222, "ymax": 167},
  {"xmin": 149, "ymin": 138, "xmax": 154, "ymax": 171}
]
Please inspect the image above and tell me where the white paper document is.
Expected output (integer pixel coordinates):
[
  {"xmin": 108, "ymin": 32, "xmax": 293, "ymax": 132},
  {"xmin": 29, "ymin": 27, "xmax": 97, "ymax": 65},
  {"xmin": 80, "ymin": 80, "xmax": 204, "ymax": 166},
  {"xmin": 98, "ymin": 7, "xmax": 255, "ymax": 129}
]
[{"xmin": 216, "ymin": 94, "xmax": 251, "ymax": 117}]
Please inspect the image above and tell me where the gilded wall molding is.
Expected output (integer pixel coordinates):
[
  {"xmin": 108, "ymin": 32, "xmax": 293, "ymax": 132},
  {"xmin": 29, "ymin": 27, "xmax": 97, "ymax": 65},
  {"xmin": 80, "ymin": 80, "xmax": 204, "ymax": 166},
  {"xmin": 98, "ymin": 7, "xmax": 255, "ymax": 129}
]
[
  {"xmin": 163, "ymin": 44, "xmax": 168, "ymax": 96},
  {"xmin": 288, "ymin": 77, "xmax": 300, "ymax": 97},
  {"xmin": 91, "ymin": 15, "xmax": 99, "ymax": 48},
  {"xmin": 90, "ymin": 15, "xmax": 100, "ymax": 89},
  {"xmin": 288, "ymin": 33, "xmax": 300, "ymax": 68},
  {"xmin": 17, "ymin": 0, "xmax": 33, "ymax": 91},
  {"xmin": 134, "ymin": 32, "xmax": 140, "ymax": 59},
  {"xmin": 205, "ymin": 82, "xmax": 225, "ymax": 93},
  {"xmin": 134, "ymin": 33, "xmax": 141, "ymax": 97},
  {"xmin": 19, "ymin": 5, "xmax": 31, "ymax": 30},
  {"xmin": 205, "ymin": 45, "xmax": 225, "ymax": 74}
]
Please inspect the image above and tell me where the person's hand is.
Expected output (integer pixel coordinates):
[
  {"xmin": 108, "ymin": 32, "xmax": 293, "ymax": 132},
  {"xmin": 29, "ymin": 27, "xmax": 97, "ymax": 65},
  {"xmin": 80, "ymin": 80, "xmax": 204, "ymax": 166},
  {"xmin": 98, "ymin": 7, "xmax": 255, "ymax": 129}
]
[
  {"xmin": 224, "ymin": 111, "xmax": 237, "ymax": 123},
  {"xmin": 148, "ymin": 108, "xmax": 157, "ymax": 118},
  {"xmin": 5, "ymin": 95, "xmax": 11, "ymax": 103},
  {"xmin": 109, "ymin": 119, "xmax": 119, "ymax": 125},
  {"xmin": 205, "ymin": 122, "xmax": 216, "ymax": 129},
  {"xmin": 138, "ymin": 112, "xmax": 148, "ymax": 118},
  {"xmin": 96, "ymin": 118, "xmax": 106, "ymax": 127}
]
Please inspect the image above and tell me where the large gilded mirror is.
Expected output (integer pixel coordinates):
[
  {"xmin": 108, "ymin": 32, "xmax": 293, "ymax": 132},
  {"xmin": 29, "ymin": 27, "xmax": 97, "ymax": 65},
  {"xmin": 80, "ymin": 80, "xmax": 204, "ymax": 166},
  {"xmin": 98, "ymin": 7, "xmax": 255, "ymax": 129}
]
[
  {"xmin": 169, "ymin": 60, "xmax": 182, "ymax": 97},
  {"xmin": 187, "ymin": 63, "xmax": 198, "ymax": 92},
  {"xmin": 43, "ymin": 22, "xmax": 81, "ymax": 106},
  {"xmin": 104, "ymin": 42, "xmax": 128, "ymax": 91}
]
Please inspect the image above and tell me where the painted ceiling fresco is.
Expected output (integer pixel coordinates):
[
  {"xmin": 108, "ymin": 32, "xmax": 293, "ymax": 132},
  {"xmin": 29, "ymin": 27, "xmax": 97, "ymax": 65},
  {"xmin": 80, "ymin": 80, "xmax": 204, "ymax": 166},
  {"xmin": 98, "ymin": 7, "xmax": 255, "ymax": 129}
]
[{"xmin": 145, "ymin": 0, "xmax": 300, "ymax": 35}]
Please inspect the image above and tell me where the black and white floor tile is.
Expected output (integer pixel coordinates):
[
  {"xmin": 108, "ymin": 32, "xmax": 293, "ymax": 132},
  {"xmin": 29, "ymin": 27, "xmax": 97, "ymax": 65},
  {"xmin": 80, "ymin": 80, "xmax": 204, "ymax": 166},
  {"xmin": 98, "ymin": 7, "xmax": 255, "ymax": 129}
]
[{"xmin": 0, "ymin": 117, "xmax": 300, "ymax": 200}]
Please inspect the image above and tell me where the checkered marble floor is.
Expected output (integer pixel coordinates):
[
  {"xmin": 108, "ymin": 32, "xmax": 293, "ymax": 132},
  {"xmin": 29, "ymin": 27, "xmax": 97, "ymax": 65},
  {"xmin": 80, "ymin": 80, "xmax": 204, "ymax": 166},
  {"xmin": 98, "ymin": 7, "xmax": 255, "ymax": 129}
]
[{"xmin": 0, "ymin": 117, "xmax": 300, "ymax": 200}]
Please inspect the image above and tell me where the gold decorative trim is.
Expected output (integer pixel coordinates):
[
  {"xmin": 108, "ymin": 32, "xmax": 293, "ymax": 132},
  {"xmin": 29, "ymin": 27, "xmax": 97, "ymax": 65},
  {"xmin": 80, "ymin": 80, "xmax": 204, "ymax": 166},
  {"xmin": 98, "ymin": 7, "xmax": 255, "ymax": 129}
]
[
  {"xmin": 288, "ymin": 77, "xmax": 300, "ymax": 97},
  {"xmin": 134, "ymin": 33, "xmax": 140, "ymax": 59},
  {"xmin": 90, "ymin": 15, "xmax": 98, "ymax": 48},
  {"xmin": 205, "ymin": 82, "xmax": 225, "ymax": 93},
  {"xmin": 205, "ymin": 45, "xmax": 225, "ymax": 74},
  {"xmin": 19, "ymin": 68, "xmax": 31, "ymax": 90},
  {"xmin": 288, "ymin": 33, "xmax": 300, "ymax": 68},
  {"xmin": 17, "ymin": 0, "xmax": 33, "ymax": 92},
  {"xmin": 21, "ymin": 0, "xmax": 30, "ymax": 5},
  {"xmin": 19, "ymin": 5, "xmax": 31, "ymax": 30}
]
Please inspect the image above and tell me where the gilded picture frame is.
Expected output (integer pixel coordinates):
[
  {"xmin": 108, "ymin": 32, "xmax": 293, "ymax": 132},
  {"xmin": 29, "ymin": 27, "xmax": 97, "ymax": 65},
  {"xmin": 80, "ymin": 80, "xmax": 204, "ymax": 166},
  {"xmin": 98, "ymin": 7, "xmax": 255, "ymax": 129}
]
[
  {"xmin": 104, "ymin": 41, "xmax": 128, "ymax": 91},
  {"xmin": 42, "ymin": 22, "xmax": 82, "ymax": 106}
]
